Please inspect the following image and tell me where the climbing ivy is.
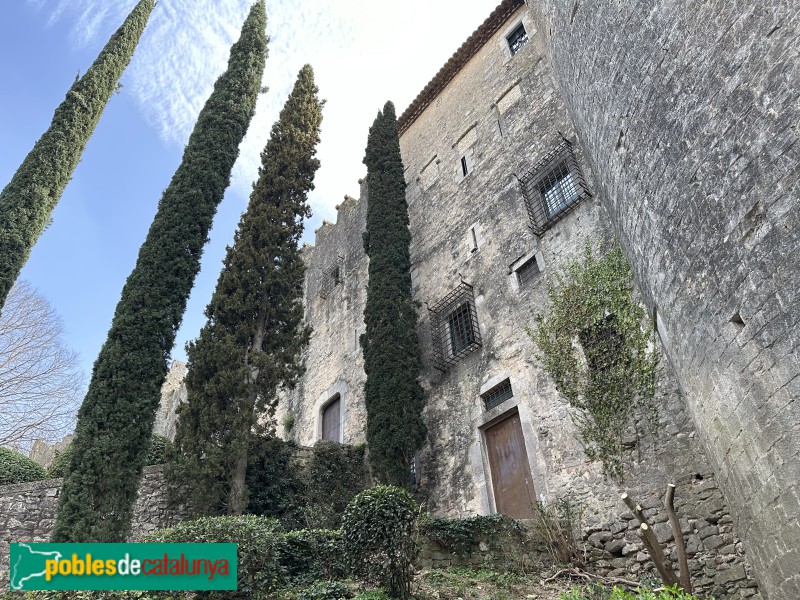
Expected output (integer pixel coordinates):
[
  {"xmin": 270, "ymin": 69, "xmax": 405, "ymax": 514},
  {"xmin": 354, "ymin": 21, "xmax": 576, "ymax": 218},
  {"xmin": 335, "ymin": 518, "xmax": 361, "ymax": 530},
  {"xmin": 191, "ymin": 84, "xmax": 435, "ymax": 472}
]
[{"xmin": 532, "ymin": 242, "xmax": 657, "ymax": 478}]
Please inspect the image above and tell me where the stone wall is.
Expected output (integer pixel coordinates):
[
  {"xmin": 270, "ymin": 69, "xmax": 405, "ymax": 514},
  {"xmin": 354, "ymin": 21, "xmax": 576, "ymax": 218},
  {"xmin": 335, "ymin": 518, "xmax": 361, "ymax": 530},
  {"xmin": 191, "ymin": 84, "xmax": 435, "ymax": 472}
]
[
  {"xmin": 524, "ymin": 1, "xmax": 800, "ymax": 597},
  {"xmin": 0, "ymin": 465, "xmax": 185, "ymax": 583},
  {"xmin": 277, "ymin": 2, "xmax": 766, "ymax": 596}
]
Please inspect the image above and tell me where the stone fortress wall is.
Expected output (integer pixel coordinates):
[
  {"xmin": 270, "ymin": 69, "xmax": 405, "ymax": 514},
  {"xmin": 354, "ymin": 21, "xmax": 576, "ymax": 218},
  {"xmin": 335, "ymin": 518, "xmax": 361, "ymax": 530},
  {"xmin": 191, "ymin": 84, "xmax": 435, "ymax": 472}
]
[
  {"xmin": 524, "ymin": 0, "xmax": 800, "ymax": 598},
  {"xmin": 273, "ymin": 1, "xmax": 787, "ymax": 597}
]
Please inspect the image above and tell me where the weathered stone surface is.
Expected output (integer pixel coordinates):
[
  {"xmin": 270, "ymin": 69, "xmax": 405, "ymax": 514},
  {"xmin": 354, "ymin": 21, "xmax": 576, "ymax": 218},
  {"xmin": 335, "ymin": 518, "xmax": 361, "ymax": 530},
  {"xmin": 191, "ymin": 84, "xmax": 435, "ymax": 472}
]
[
  {"xmin": 526, "ymin": 0, "xmax": 800, "ymax": 597},
  {"xmin": 0, "ymin": 466, "xmax": 188, "ymax": 585}
]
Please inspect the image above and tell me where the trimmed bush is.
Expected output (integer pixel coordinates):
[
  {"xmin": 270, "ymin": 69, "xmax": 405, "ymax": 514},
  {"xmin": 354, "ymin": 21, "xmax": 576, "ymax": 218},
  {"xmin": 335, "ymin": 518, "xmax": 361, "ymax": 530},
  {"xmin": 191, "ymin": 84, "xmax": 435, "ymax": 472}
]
[
  {"xmin": 277, "ymin": 528, "xmax": 345, "ymax": 585},
  {"xmin": 342, "ymin": 486, "xmax": 418, "ymax": 599},
  {"xmin": 295, "ymin": 580, "xmax": 353, "ymax": 600},
  {"xmin": 147, "ymin": 515, "xmax": 283, "ymax": 598},
  {"xmin": 0, "ymin": 447, "xmax": 46, "ymax": 485},
  {"xmin": 146, "ymin": 516, "xmax": 344, "ymax": 598}
]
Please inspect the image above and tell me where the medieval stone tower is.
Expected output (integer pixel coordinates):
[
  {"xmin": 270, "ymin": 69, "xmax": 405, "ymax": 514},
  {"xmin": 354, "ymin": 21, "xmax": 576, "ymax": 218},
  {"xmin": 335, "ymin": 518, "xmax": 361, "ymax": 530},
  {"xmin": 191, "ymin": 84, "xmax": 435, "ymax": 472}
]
[{"xmin": 275, "ymin": 1, "xmax": 799, "ymax": 598}]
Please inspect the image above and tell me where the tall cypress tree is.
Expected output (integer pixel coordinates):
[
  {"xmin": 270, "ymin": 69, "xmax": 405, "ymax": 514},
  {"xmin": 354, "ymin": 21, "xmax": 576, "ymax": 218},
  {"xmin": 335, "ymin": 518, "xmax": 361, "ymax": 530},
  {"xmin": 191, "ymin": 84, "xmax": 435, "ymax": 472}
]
[
  {"xmin": 52, "ymin": 1, "xmax": 267, "ymax": 542},
  {"xmin": 360, "ymin": 102, "xmax": 426, "ymax": 488},
  {"xmin": 0, "ymin": 0, "xmax": 155, "ymax": 312},
  {"xmin": 167, "ymin": 65, "xmax": 323, "ymax": 516}
]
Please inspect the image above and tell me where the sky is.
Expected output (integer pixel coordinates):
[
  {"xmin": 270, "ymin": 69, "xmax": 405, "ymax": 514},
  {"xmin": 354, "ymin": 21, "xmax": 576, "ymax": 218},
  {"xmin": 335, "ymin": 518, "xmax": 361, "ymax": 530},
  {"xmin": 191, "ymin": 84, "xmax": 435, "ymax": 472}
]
[{"xmin": 0, "ymin": 0, "xmax": 500, "ymax": 403}]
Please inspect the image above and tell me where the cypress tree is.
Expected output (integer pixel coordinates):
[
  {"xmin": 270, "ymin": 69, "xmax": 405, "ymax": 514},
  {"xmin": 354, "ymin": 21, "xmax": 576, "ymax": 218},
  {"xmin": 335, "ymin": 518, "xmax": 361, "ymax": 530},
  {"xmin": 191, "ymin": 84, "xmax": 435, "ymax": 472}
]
[
  {"xmin": 0, "ymin": 0, "xmax": 155, "ymax": 312},
  {"xmin": 167, "ymin": 65, "xmax": 323, "ymax": 516},
  {"xmin": 360, "ymin": 102, "xmax": 426, "ymax": 488},
  {"xmin": 52, "ymin": 1, "xmax": 267, "ymax": 542}
]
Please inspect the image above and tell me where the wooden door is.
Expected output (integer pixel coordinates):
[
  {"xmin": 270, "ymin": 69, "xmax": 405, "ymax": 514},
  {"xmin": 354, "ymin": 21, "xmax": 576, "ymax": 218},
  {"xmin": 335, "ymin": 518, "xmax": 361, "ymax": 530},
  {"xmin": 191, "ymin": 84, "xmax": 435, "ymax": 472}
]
[
  {"xmin": 322, "ymin": 396, "xmax": 341, "ymax": 442},
  {"xmin": 485, "ymin": 412, "xmax": 536, "ymax": 519}
]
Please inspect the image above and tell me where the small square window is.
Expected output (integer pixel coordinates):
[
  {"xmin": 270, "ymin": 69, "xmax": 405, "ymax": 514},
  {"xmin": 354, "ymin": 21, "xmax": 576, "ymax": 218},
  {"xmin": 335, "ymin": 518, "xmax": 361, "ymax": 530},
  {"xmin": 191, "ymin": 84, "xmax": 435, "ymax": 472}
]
[
  {"xmin": 507, "ymin": 23, "xmax": 528, "ymax": 55},
  {"xmin": 516, "ymin": 255, "xmax": 540, "ymax": 286},
  {"xmin": 481, "ymin": 379, "xmax": 514, "ymax": 411}
]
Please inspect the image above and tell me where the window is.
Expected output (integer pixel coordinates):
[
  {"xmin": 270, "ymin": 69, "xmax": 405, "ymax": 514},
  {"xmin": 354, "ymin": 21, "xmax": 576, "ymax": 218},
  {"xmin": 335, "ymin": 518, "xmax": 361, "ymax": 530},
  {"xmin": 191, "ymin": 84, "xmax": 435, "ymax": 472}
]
[
  {"xmin": 481, "ymin": 379, "xmax": 513, "ymax": 411},
  {"xmin": 520, "ymin": 140, "xmax": 591, "ymax": 236},
  {"xmin": 507, "ymin": 23, "xmax": 528, "ymax": 55},
  {"xmin": 318, "ymin": 255, "xmax": 344, "ymax": 298},
  {"xmin": 321, "ymin": 394, "xmax": 341, "ymax": 442},
  {"xmin": 515, "ymin": 255, "xmax": 540, "ymax": 285},
  {"xmin": 448, "ymin": 303, "xmax": 475, "ymax": 354},
  {"xmin": 541, "ymin": 163, "xmax": 578, "ymax": 218},
  {"xmin": 429, "ymin": 281, "xmax": 482, "ymax": 371},
  {"xmin": 455, "ymin": 125, "xmax": 477, "ymax": 182}
]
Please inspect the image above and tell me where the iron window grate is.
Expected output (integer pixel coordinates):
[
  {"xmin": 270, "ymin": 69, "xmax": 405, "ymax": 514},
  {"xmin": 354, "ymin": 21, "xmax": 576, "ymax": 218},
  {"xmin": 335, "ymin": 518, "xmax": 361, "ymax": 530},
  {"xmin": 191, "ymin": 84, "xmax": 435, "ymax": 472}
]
[
  {"xmin": 507, "ymin": 23, "xmax": 528, "ymax": 55},
  {"xmin": 520, "ymin": 140, "xmax": 591, "ymax": 236},
  {"xmin": 482, "ymin": 379, "xmax": 513, "ymax": 411},
  {"xmin": 429, "ymin": 281, "xmax": 482, "ymax": 371},
  {"xmin": 516, "ymin": 255, "xmax": 540, "ymax": 286},
  {"xmin": 318, "ymin": 255, "xmax": 344, "ymax": 299}
]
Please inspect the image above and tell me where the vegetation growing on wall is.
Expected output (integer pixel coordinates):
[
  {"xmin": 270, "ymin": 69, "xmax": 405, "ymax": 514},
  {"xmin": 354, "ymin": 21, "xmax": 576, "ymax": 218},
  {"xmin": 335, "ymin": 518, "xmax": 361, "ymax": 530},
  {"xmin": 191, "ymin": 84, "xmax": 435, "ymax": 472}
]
[
  {"xmin": 360, "ymin": 102, "xmax": 426, "ymax": 488},
  {"xmin": 0, "ymin": 0, "xmax": 155, "ymax": 312},
  {"xmin": 167, "ymin": 64, "xmax": 322, "ymax": 517},
  {"xmin": 51, "ymin": 1, "xmax": 267, "ymax": 543},
  {"xmin": 246, "ymin": 438, "xmax": 368, "ymax": 529},
  {"xmin": 532, "ymin": 242, "xmax": 657, "ymax": 478}
]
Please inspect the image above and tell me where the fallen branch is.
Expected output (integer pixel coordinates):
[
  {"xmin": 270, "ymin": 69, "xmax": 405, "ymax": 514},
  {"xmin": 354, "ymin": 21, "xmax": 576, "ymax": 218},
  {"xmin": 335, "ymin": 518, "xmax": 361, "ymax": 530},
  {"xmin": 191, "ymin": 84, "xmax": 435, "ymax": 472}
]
[{"xmin": 542, "ymin": 566, "xmax": 641, "ymax": 589}]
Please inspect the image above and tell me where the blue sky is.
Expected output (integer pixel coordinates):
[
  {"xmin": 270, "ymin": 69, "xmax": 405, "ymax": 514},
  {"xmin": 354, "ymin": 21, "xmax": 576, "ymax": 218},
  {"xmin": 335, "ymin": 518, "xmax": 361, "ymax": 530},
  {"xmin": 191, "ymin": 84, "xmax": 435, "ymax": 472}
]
[{"xmin": 0, "ymin": 0, "xmax": 498, "ymax": 403}]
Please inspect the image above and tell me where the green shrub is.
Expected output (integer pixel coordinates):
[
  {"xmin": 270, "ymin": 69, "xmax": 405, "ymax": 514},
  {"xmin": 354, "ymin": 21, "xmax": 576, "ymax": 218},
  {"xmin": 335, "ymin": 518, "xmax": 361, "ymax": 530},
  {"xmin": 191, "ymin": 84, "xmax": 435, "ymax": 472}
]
[
  {"xmin": 352, "ymin": 592, "xmax": 392, "ymax": 600},
  {"xmin": 276, "ymin": 528, "xmax": 345, "ymax": 585},
  {"xmin": 417, "ymin": 513, "xmax": 523, "ymax": 556},
  {"xmin": 246, "ymin": 435, "xmax": 306, "ymax": 526},
  {"xmin": 246, "ymin": 437, "xmax": 368, "ymax": 530},
  {"xmin": 145, "ymin": 516, "xmax": 346, "ymax": 598},
  {"xmin": 560, "ymin": 584, "xmax": 707, "ymax": 600},
  {"xmin": 0, "ymin": 447, "xmax": 46, "ymax": 485},
  {"xmin": 46, "ymin": 447, "xmax": 73, "ymax": 478},
  {"xmin": 146, "ymin": 515, "xmax": 283, "ymax": 599},
  {"xmin": 304, "ymin": 441, "xmax": 368, "ymax": 529},
  {"xmin": 295, "ymin": 580, "xmax": 352, "ymax": 600},
  {"xmin": 342, "ymin": 486, "xmax": 418, "ymax": 599}
]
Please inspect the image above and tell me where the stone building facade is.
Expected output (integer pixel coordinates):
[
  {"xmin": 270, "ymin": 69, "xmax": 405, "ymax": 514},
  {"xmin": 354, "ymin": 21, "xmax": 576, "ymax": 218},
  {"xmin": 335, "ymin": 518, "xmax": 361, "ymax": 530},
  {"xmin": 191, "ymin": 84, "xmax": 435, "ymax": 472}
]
[{"xmin": 274, "ymin": 0, "xmax": 798, "ymax": 597}]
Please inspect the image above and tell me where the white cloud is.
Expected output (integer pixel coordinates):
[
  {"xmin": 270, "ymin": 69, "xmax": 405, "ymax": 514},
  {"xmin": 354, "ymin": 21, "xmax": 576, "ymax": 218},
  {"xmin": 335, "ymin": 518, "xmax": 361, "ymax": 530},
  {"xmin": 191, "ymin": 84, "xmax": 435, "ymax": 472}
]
[{"xmin": 28, "ymin": 0, "xmax": 499, "ymax": 225}]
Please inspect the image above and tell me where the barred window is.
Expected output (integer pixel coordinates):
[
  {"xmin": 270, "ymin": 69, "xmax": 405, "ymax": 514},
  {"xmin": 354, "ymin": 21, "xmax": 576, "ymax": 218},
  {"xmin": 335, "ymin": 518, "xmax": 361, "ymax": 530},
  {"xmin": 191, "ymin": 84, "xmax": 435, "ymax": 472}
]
[
  {"xmin": 318, "ymin": 255, "xmax": 344, "ymax": 299},
  {"xmin": 481, "ymin": 379, "xmax": 513, "ymax": 411},
  {"xmin": 429, "ymin": 281, "xmax": 482, "ymax": 371},
  {"xmin": 520, "ymin": 140, "xmax": 590, "ymax": 236},
  {"xmin": 515, "ymin": 255, "xmax": 540, "ymax": 286},
  {"xmin": 448, "ymin": 303, "xmax": 474, "ymax": 354},
  {"xmin": 507, "ymin": 23, "xmax": 528, "ymax": 55}
]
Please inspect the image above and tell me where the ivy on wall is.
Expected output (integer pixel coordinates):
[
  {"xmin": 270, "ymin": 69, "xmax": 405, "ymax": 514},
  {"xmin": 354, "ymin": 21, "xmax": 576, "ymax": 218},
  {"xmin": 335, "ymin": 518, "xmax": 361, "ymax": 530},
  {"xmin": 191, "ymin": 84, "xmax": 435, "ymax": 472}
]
[{"xmin": 532, "ymin": 242, "xmax": 657, "ymax": 478}]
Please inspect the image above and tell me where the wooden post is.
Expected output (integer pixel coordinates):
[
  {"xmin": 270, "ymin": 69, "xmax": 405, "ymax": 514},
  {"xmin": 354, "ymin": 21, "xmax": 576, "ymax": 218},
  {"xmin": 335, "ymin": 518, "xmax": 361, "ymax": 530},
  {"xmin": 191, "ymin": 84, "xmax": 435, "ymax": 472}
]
[
  {"xmin": 621, "ymin": 491, "xmax": 680, "ymax": 588},
  {"xmin": 665, "ymin": 483, "xmax": 692, "ymax": 593}
]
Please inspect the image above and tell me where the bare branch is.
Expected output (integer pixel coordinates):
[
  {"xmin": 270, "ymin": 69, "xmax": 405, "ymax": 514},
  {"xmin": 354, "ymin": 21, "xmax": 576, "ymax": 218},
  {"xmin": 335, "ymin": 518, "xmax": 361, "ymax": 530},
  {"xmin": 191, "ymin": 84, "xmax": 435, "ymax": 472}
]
[{"xmin": 0, "ymin": 281, "xmax": 84, "ymax": 450}]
